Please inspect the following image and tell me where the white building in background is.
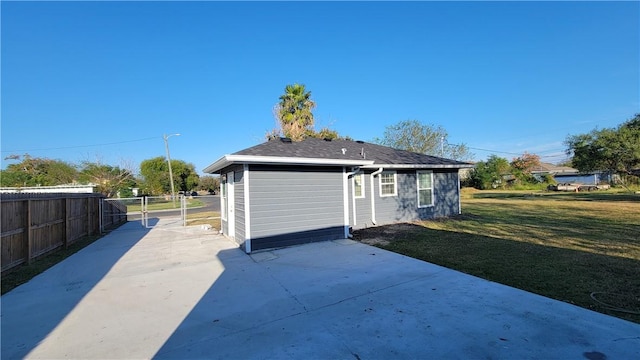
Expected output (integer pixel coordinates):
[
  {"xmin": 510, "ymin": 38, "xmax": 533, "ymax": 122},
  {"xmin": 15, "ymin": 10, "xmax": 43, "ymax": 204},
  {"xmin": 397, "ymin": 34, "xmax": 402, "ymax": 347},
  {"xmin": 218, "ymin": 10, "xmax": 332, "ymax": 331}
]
[{"xmin": 0, "ymin": 184, "xmax": 97, "ymax": 194}]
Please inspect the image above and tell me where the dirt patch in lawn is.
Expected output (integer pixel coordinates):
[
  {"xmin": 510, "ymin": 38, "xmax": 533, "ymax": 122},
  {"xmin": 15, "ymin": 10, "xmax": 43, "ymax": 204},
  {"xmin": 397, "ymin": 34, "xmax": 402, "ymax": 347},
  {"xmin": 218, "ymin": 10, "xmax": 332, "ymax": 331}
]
[{"xmin": 353, "ymin": 222, "xmax": 424, "ymax": 246}]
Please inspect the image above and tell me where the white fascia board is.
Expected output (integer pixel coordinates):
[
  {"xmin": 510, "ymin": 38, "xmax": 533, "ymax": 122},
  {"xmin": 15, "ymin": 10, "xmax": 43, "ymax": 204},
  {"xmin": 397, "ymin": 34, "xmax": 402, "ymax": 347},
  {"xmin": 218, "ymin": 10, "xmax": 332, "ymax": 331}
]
[
  {"xmin": 361, "ymin": 163, "xmax": 474, "ymax": 170},
  {"xmin": 203, "ymin": 155, "xmax": 374, "ymax": 173},
  {"xmin": 203, "ymin": 156, "xmax": 231, "ymax": 174}
]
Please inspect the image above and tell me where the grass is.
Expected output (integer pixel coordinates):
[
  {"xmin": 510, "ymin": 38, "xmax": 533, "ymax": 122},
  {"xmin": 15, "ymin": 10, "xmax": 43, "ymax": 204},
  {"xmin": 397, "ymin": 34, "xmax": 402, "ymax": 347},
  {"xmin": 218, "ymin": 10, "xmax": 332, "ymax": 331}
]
[
  {"xmin": 353, "ymin": 189, "xmax": 640, "ymax": 323},
  {"xmin": 185, "ymin": 211, "xmax": 221, "ymax": 230}
]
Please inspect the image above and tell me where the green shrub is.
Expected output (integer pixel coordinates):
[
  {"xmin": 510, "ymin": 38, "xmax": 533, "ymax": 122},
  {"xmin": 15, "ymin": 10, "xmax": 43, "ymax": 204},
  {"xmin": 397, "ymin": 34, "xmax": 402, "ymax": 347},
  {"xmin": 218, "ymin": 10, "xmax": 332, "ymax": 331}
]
[{"xmin": 118, "ymin": 188, "xmax": 134, "ymax": 198}]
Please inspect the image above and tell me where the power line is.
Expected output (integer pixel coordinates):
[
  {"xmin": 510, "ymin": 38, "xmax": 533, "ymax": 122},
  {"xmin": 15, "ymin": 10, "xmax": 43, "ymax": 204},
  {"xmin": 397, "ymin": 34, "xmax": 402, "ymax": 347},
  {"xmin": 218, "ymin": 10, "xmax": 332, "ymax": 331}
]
[
  {"xmin": 540, "ymin": 154, "xmax": 569, "ymax": 159},
  {"xmin": 465, "ymin": 146, "xmax": 524, "ymax": 156},
  {"xmin": 463, "ymin": 145, "xmax": 567, "ymax": 157},
  {"xmin": 1, "ymin": 136, "xmax": 159, "ymax": 153}
]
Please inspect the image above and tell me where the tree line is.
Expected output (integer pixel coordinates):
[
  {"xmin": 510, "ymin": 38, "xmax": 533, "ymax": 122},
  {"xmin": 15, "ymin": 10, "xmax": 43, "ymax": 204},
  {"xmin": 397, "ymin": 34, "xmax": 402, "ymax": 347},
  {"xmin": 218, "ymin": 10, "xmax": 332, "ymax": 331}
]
[
  {"xmin": 468, "ymin": 114, "xmax": 640, "ymax": 190},
  {"xmin": 0, "ymin": 154, "xmax": 219, "ymax": 198},
  {"xmin": 467, "ymin": 153, "xmax": 548, "ymax": 190},
  {"xmin": 4, "ymin": 82, "xmax": 637, "ymax": 195},
  {"xmin": 565, "ymin": 114, "xmax": 640, "ymax": 176}
]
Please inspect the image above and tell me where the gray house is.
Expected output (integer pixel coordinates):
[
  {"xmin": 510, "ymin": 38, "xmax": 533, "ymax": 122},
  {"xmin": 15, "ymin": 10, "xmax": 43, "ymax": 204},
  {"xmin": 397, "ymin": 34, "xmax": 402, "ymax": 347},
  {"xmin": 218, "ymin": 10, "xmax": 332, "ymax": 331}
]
[
  {"xmin": 204, "ymin": 137, "xmax": 473, "ymax": 253},
  {"xmin": 531, "ymin": 162, "xmax": 610, "ymax": 185}
]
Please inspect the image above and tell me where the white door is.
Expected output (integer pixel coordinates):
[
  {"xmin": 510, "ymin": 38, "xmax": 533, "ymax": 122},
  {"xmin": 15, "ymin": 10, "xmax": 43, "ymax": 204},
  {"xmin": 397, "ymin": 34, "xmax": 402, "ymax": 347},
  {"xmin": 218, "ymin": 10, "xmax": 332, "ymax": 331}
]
[{"xmin": 227, "ymin": 171, "xmax": 235, "ymax": 238}]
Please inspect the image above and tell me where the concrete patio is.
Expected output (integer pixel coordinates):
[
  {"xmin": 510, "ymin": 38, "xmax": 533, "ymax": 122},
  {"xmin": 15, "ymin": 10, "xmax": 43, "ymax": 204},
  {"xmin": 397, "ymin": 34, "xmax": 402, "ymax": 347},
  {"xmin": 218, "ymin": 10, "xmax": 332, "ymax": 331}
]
[{"xmin": 2, "ymin": 220, "xmax": 639, "ymax": 359}]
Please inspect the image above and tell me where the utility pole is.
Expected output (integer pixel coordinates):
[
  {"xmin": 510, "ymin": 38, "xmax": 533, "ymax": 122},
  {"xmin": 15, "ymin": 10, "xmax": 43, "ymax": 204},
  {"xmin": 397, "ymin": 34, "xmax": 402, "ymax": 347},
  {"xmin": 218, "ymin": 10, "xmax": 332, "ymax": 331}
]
[{"xmin": 163, "ymin": 133, "xmax": 181, "ymax": 207}]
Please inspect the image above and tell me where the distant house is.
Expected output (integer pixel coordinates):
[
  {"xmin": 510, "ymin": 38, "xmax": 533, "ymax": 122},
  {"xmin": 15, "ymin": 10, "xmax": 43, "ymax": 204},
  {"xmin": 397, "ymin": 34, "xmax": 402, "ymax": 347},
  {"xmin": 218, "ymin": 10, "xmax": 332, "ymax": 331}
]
[
  {"xmin": 531, "ymin": 162, "xmax": 579, "ymax": 177},
  {"xmin": 204, "ymin": 137, "xmax": 473, "ymax": 253},
  {"xmin": 531, "ymin": 163, "xmax": 611, "ymax": 185},
  {"xmin": 553, "ymin": 173, "xmax": 612, "ymax": 185}
]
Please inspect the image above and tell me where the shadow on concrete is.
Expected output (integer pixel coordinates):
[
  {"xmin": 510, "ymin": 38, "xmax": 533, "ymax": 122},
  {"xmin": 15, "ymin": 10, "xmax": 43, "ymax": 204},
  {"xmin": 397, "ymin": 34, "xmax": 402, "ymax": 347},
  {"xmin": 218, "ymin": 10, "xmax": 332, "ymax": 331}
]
[
  {"xmin": 151, "ymin": 240, "xmax": 427, "ymax": 359},
  {"xmin": 4, "ymin": 221, "xmax": 638, "ymax": 359},
  {"xmin": 151, "ymin": 246, "xmax": 264, "ymax": 359},
  {"xmin": 0, "ymin": 219, "xmax": 155, "ymax": 359},
  {"xmin": 152, "ymin": 235, "xmax": 640, "ymax": 359}
]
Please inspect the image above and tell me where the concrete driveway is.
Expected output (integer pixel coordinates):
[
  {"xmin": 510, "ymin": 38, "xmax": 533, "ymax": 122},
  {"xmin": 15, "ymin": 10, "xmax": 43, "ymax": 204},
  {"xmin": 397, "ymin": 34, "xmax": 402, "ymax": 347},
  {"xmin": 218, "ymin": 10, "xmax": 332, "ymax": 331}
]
[{"xmin": 2, "ymin": 220, "xmax": 639, "ymax": 359}]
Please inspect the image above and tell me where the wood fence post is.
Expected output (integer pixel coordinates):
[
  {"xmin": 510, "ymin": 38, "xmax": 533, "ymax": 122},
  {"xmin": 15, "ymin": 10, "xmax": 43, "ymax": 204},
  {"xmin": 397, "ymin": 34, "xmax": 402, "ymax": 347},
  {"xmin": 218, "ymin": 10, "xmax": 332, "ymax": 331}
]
[
  {"xmin": 26, "ymin": 199, "xmax": 32, "ymax": 265},
  {"xmin": 93, "ymin": 197, "xmax": 99, "ymax": 235},
  {"xmin": 86, "ymin": 197, "xmax": 93, "ymax": 236},
  {"xmin": 93, "ymin": 197, "xmax": 98, "ymax": 235},
  {"xmin": 96, "ymin": 197, "xmax": 101, "ymax": 234},
  {"xmin": 64, "ymin": 198, "xmax": 70, "ymax": 248},
  {"xmin": 99, "ymin": 198, "xmax": 103, "ymax": 234}
]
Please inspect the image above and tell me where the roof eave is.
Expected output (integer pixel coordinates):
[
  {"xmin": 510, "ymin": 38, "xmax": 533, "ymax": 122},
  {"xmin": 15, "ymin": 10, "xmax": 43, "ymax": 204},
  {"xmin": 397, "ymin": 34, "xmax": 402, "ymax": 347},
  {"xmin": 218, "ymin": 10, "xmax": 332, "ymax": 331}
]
[
  {"xmin": 361, "ymin": 163, "xmax": 475, "ymax": 170},
  {"xmin": 203, "ymin": 156, "xmax": 231, "ymax": 174},
  {"xmin": 203, "ymin": 155, "xmax": 375, "ymax": 173}
]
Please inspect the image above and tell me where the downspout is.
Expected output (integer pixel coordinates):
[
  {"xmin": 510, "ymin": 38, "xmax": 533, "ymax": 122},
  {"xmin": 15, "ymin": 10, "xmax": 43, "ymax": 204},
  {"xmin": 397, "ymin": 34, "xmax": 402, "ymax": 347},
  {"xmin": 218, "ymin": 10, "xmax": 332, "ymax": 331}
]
[
  {"xmin": 370, "ymin": 167, "xmax": 384, "ymax": 225},
  {"xmin": 244, "ymin": 164, "xmax": 251, "ymax": 254},
  {"xmin": 457, "ymin": 170, "xmax": 462, "ymax": 215},
  {"xmin": 345, "ymin": 167, "xmax": 360, "ymax": 238}
]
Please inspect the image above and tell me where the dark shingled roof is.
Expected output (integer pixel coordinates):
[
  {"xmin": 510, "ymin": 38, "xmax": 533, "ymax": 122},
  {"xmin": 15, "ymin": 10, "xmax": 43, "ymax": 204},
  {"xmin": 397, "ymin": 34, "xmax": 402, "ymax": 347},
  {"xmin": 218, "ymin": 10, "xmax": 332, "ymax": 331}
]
[
  {"xmin": 530, "ymin": 162, "xmax": 578, "ymax": 174},
  {"xmin": 234, "ymin": 137, "xmax": 471, "ymax": 167}
]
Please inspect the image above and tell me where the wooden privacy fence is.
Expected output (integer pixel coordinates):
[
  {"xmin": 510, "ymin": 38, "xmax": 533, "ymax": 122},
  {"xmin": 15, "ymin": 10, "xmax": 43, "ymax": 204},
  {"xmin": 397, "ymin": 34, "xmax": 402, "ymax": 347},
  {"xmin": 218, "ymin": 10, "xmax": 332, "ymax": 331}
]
[{"xmin": 1, "ymin": 193, "xmax": 127, "ymax": 273}]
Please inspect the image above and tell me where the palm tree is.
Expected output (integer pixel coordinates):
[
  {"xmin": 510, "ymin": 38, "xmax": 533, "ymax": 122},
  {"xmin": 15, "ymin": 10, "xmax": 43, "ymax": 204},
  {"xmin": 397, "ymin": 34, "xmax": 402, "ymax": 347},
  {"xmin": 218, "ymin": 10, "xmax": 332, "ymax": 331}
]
[{"xmin": 276, "ymin": 83, "xmax": 316, "ymax": 141}]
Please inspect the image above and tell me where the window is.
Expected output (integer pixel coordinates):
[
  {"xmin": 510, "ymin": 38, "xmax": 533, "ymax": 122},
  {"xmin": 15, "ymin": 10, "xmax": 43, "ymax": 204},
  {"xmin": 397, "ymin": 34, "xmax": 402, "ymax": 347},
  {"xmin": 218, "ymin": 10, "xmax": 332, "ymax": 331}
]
[
  {"xmin": 353, "ymin": 173, "xmax": 365, "ymax": 198},
  {"xmin": 379, "ymin": 171, "xmax": 397, "ymax": 197},
  {"xmin": 417, "ymin": 171, "xmax": 434, "ymax": 207}
]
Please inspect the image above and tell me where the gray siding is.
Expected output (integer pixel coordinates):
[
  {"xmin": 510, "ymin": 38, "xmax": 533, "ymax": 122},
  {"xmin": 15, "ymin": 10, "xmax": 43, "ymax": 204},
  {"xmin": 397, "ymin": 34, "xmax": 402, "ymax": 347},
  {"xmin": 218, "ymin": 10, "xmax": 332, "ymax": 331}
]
[
  {"xmin": 233, "ymin": 168, "xmax": 246, "ymax": 247},
  {"xmin": 220, "ymin": 162, "xmax": 461, "ymax": 251},
  {"xmin": 218, "ymin": 165, "xmax": 244, "ymax": 246},
  {"xmin": 373, "ymin": 171, "xmax": 417, "ymax": 224},
  {"xmin": 248, "ymin": 165, "xmax": 345, "ymax": 251},
  {"xmin": 433, "ymin": 171, "xmax": 460, "ymax": 217},
  {"xmin": 351, "ymin": 169, "xmax": 460, "ymax": 229}
]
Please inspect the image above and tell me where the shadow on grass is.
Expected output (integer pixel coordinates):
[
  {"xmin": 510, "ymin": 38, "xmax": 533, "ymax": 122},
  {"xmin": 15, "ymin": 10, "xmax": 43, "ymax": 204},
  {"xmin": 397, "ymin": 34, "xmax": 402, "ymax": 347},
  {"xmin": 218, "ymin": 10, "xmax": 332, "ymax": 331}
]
[{"xmin": 353, "ymin": 223, "xmax": 640, "ymax": 324}]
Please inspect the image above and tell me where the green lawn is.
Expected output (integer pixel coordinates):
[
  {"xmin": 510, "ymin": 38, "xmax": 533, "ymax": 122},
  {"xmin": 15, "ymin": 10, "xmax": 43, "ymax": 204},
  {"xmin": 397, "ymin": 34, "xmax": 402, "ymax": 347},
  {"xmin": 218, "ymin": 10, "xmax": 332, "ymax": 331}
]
[{"xmin": 353, "ymin": 189, "xmax": 640, "ymax": 323}]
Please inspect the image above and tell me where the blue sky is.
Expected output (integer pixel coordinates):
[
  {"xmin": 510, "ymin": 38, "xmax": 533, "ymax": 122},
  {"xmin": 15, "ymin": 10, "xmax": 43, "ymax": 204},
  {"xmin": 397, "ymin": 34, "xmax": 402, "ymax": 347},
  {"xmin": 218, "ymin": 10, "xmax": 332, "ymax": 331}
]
[{"xmin": 2, "ymin": 1, "xmax": 638, "ymax": 175}]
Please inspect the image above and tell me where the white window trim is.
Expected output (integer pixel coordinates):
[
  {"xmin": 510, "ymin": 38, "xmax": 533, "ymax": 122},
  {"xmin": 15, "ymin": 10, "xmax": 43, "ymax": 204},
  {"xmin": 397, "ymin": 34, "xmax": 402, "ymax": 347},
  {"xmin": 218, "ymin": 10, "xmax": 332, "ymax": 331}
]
[
  {"xmin": 353, "ymin": 173, "xmax": 365, "ymax": 199},
  {"xmin": 220, "ymin": 174, "xmax": 228, "ymax": 221},
  {"xmin": 379, "ymin": 171, "xmax": 397, "ymax": 197},
  {"xmin": 417, "ymin": 170, "xmax": 434, "ymax": 208}
]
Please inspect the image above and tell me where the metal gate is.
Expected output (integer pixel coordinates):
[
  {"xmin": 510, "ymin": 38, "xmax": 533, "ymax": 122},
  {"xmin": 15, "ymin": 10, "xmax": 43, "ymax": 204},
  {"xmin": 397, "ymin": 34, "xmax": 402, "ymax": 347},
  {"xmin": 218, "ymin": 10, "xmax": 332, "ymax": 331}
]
[
  {"xmin": 141, "ymin": 196, "xmax": 185, "ymax": 228},
  {"xmin": 183, "ymin": 194, "xmax": 221, "ymax": 229},
  {"xmin": 102, "ymin": 194, "xmax": 221, "ymax": 230}
]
